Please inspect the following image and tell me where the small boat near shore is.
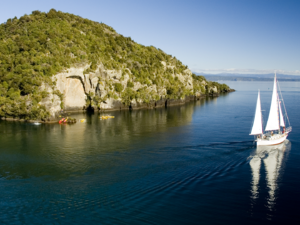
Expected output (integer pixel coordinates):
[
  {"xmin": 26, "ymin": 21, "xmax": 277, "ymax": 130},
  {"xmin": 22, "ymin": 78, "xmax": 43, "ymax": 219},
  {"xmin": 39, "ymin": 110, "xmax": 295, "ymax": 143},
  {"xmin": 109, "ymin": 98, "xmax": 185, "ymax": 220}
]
[
  {"xmin": 250, "ymin": 73, "xmax": 292, "ymax": 146},
  {"xmin": 59, "ymin": 117, "xmax": 77, "ymax": 124}
]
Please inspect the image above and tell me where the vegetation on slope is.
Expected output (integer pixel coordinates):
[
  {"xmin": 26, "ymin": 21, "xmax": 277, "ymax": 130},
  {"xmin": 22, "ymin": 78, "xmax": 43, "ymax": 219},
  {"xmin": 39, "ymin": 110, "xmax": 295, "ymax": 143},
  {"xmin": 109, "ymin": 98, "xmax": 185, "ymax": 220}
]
[{"xmin": 0, "ymin": 9, "xmax": 230, "ymax": 120}]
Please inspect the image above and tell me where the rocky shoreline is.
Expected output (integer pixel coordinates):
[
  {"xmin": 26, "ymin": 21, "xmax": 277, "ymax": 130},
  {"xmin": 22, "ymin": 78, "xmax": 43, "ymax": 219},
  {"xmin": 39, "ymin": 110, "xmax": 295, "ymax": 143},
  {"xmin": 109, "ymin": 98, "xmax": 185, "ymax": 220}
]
[{"xmin": 0, "ymin": 90, "xmax": 234, "ymax": 124}]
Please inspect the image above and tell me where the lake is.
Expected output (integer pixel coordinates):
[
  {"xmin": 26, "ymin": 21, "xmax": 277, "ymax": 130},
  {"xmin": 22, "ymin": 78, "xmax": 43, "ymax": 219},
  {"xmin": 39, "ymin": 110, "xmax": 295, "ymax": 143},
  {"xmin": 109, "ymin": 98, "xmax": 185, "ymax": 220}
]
[{"xmin": 0, "ymin": 81, "xmax": 299, "ymax": 224}]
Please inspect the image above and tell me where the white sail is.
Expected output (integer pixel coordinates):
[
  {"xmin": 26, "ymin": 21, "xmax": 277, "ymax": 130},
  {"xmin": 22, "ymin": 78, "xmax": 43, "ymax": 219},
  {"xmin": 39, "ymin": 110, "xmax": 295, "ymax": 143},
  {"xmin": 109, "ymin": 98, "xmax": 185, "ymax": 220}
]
[
  {"xmin": 265, "ymin": 76, "xmax": 280, "ymax": 131},
  {"xmin": 278, "ymin": 101, "xmax": 285, "ymax": 127},
  {"xmin": 250, "ymin": 91, "xmax": 263, "ymax": 135}
]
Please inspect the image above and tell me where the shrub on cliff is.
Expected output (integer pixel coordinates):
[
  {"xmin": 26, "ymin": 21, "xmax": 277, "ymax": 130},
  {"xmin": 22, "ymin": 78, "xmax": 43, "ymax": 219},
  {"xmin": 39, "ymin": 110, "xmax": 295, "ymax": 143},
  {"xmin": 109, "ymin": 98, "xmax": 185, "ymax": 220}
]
[
  {"xmin": 127, "ymin": 81, "xmax": 134, "ymax": 88},
  {"xmin": 114, "ymin": 83, "xmax": 123, "ymax": 93},
  {"xmin": 121, "ymin": 87, "xmax": 135, "ymax": 106}
]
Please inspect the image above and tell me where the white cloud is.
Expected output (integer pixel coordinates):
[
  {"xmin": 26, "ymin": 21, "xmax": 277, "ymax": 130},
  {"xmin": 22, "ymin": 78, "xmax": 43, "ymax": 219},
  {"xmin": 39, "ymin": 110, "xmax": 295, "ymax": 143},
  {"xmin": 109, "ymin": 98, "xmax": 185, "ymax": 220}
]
[{"xmin": 191, "ymin": 68, "xmax": 300, "ymax": 75}]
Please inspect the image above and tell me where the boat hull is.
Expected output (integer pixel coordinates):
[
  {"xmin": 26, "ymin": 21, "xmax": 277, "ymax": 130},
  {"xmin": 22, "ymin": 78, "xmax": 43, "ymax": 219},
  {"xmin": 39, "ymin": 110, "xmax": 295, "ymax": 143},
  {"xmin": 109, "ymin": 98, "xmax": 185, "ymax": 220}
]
[{"xmin": 256, "ymin": 133, "xmax": 288, "ymax": 146}]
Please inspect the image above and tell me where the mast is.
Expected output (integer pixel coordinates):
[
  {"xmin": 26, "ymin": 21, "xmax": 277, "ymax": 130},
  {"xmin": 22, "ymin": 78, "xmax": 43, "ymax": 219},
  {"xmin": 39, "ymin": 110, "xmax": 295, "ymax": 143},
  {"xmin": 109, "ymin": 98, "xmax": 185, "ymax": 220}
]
[
  {"xmin": 265, "ymin": 73, "xmax": 280, "ymax": 131},
  {"xmin": 250, "ymin": 90, "xmax": 263, "ymax": 135}
]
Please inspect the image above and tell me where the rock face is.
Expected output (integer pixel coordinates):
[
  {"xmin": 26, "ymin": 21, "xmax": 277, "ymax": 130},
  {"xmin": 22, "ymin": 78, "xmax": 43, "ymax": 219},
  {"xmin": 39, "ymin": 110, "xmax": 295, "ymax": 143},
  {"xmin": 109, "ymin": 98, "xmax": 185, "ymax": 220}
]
[
  {"xmin": 40, "ymin": 62, "xmax": 220, "ymax": 119},
  {"xmin": 64, "ymin": 78, "xmax": 86, "ymax": 110},
  {"xmin": 55, "ymin": 66, "xmax": 88, "ymax": 111},
  {"xmin": 39, "ymin": 83, "xmax": 61, "ymax": 118}
]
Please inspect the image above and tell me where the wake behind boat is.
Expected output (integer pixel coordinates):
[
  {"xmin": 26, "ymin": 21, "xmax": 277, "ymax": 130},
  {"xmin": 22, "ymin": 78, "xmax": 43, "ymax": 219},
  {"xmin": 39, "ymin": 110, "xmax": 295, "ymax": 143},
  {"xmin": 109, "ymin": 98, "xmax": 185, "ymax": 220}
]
[{"xmin": 250, "ymin": 73, "xmax": 292, "ymax": 146}]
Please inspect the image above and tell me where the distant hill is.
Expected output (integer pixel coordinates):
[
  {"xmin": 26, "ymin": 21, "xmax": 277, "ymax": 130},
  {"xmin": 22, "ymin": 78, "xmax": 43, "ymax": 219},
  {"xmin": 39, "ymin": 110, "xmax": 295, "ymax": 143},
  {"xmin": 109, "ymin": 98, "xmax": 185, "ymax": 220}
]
[{"xmin": 196, "ymin": 73, "xmax": 300, "ymax": 81}]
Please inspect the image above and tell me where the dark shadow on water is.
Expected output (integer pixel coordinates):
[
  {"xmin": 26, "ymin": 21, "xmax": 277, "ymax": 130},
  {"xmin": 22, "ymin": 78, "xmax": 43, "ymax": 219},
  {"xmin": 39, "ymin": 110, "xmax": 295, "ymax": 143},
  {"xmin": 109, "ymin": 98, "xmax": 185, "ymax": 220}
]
[{"xmin": 0, "ymin": 100, "xmax": 206, "ymax": 180}]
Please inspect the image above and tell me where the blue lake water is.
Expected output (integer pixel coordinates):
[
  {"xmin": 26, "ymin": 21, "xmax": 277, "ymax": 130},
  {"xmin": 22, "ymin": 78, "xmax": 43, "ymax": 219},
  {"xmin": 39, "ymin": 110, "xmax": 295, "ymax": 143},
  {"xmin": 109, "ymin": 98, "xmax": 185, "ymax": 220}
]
[{"xmin": 0, "ymin": 81, "xmax": 299, "ymax": 224}]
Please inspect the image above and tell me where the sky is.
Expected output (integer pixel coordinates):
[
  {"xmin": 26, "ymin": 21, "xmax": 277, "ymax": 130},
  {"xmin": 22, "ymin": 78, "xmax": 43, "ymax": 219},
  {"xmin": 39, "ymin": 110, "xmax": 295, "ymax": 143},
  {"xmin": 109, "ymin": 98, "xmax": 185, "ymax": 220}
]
[{"xmin": 1, "ymin": 0, "xmax": 300, "ymax": 75}]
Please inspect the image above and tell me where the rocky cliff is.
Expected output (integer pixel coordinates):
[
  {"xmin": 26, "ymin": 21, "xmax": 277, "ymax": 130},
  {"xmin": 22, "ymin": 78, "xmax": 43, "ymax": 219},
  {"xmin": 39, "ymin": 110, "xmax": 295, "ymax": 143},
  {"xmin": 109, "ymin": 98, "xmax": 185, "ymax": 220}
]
[{"xmin": 39, "ymin": 62, "xmax": 222, "ymax": 119}]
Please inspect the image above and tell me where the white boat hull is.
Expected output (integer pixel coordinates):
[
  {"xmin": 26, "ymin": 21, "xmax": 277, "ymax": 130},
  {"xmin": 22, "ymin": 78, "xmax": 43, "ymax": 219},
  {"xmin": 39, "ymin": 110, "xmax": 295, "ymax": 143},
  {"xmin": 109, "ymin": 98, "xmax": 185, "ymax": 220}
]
[{"xmin": 256, "ymin": 133, "xmax": 288, "ymax": 146}]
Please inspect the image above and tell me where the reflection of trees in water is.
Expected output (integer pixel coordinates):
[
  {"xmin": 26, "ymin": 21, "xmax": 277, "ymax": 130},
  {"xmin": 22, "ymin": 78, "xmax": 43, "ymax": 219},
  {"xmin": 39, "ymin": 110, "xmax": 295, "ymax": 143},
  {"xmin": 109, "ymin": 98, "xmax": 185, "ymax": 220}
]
[
  {"xmin": 249, "ymin": 141, "xmax": 291, "ymax": 211},
  {"xmin": 83, "ymin": 101, "xmax": 203, "ymax": 145},
  {"xmin": 0, "ymin": 99, "xmax": 214, "ymax": 180},
  {"xmin": 0, "ymin": 122, "xmax": 75, "ymax": 179}
]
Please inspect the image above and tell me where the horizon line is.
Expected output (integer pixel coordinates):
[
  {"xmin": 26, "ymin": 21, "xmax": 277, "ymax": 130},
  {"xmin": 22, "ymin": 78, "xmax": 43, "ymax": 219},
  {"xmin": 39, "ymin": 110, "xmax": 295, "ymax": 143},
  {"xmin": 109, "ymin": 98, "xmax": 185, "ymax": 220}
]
[{"xmin": 191, "ymin": 69, "xmax": 300, "ymax": 76}]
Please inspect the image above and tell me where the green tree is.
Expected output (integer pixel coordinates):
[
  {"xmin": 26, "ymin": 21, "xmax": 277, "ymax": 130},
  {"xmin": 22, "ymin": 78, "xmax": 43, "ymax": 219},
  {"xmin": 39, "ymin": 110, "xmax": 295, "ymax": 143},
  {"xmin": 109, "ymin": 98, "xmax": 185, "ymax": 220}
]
[{"xmin": 114, "ymin": 83, "xmax": 123, "ymax": 93}]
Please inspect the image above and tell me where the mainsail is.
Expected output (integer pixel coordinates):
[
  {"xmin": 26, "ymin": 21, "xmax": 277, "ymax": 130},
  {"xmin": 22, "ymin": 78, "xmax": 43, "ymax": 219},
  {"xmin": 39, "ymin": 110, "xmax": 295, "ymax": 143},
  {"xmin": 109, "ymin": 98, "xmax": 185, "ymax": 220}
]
[
  {"xmin": 265, "ymin": 76, "xmax": 280, "ymax": 131},
  {"xmin": 279, "ymin": 101, "xmax": 285, "ymax": 127},
  {"xmin": 250, "ymin": 91, "xmax": 263, "ymax": 135}
]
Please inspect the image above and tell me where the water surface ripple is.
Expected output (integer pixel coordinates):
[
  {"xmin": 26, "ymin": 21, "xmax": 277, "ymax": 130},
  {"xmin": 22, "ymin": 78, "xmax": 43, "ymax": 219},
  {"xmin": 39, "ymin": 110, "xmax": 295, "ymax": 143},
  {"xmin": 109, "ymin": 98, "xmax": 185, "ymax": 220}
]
[{"xmin": 1, "ymin": 81, "xmax": 300, "ymax": 224}]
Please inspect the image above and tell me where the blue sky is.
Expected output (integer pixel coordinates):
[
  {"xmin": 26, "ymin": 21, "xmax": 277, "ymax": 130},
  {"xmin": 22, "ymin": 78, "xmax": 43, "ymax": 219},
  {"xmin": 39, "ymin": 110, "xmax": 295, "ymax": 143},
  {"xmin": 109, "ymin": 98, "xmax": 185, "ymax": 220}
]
[{"xmin": 1, "ymin": 0, "xmax": 300, "ymax": 75}]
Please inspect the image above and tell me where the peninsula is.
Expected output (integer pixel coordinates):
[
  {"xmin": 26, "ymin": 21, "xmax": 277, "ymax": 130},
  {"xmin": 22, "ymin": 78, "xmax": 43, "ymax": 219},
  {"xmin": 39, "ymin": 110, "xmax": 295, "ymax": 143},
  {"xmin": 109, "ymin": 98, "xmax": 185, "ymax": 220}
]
[{"xmin": 0, "ymin": 9, "xmax": 233, "ymax": 122}]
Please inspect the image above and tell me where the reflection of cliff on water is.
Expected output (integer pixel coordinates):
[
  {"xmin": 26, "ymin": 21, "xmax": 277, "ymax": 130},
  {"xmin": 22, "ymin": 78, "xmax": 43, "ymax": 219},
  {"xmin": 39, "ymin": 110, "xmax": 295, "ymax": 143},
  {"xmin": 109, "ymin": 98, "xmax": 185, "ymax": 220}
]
[
  {"xmin": 79, "ymin": 98, "xmax": 217, "ymax": 147},
  {"xmin": 0, "ymin": 99, "xmax": 214, "ymax": 180},
  {"xmin": 249, "ymin": 140, "xmax": 291, "ymax": 210}
]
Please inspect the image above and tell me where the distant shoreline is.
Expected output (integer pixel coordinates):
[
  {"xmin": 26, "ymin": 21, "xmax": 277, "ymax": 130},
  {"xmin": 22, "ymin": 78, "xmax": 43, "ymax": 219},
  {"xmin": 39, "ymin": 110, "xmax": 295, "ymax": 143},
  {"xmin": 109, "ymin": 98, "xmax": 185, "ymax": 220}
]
[{"xmin": 204, "ymin": 76, "xmax": 300, "ymax": 82}]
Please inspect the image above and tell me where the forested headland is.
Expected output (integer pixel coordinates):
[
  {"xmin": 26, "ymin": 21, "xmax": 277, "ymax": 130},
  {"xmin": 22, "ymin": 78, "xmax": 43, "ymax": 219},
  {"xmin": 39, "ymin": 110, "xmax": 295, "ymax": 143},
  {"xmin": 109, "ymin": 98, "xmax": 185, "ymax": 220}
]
[{"xmin": 0, "ymin": 9, "xmax": 232, "ymax": 121}]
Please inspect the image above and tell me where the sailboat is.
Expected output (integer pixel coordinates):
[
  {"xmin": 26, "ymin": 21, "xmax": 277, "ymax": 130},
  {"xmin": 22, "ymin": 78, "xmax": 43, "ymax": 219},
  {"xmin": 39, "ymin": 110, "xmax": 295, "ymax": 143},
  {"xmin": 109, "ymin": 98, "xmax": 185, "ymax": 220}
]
[{"xmin": 250, "ymin": 73, "xmax": 292, "ymax": 146}]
